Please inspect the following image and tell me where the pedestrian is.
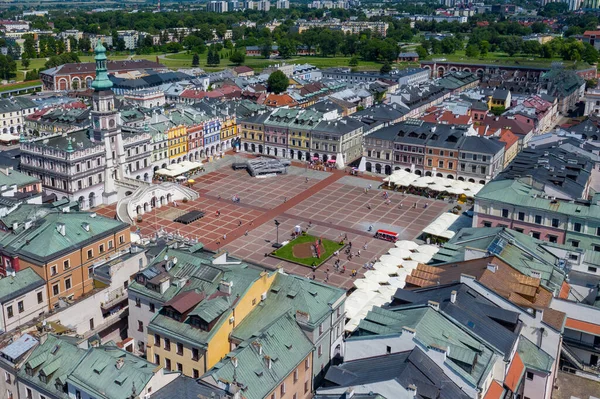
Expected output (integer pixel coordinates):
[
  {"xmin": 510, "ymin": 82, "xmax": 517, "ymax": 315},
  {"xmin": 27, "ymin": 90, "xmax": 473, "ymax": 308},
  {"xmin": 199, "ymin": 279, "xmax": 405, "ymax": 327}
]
[
  {"xmin": 399, "ymin": 203, "xmax": 403, "ymax": 208},
  {"xmin": 284, "ymin": 197, "xmax": 287, "ymax": 203},
  {"xmin": 308, "ymin": 221, "xmax": 312, "ymax": 228},
  {"xmin": 244, "ymin": 229, "xmax": 249, "ymax": 236},
  {"xmin": 344, "ymin": 233, "xmax": 348, "ymax": 240},
  {"xmin": 368, "ymin": 184, "xmax": 372, "ymax": 190},
  {"xmin": 413, "ymin": 203, "xmax": 416, "ymax": 209},
  {"xmin": 342, "ymin": 265, "xmax": 346, "ymax": 273},
  {"xmin": 218, "ymin": 195, "xmax": 221, "ymax": 200},
  {"xmin": 216, "ymin": 240, "xmax": 221, "ymax": 247},
  {"xmin": 238, "ymin": 220, "xmax": 242, "ymax": 226},
  {"xmin": 366, "ymin": 203, "xmax": 371, "ymax": 210},
  {"xmin": 306, "ymin": 177, "xmax": 309, "ymax": 183},
  {"xmin": 357, "ymin": 250, "xmax": 361, "ymax": 257},
  {"xmin": 363, "ymin": 243, "xmax": 368, "ymax": 250},
  {"xmin": 223, "ymin": 234, "xmax": 227, "ymax": 241},
  {"xmin": 349, "ymin": 242, "xmax": 352, "ymax": 248},
  {"xmin": 250, "ymin": 220, "xmax": 254, "ymax": 226}
]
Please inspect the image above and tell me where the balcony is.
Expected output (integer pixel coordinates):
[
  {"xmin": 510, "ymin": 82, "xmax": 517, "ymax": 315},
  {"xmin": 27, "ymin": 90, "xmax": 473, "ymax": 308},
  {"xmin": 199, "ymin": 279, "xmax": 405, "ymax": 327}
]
[{"xmin": 101, "ymin": 288, "xmax": 128, "ymax": 312}]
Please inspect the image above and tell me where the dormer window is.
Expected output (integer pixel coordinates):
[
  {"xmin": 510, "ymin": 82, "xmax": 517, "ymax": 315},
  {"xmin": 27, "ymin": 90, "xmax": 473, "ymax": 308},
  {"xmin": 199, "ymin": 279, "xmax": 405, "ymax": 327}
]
[
  {"xmin": 25, "ymin": 365, "xmax": 33, "ymax": 377},
  {"xmin": 190, "ymin": 316, "xmax": 209, "ymax": 331},
  {"xmin": 164, "ymin": 308, "xmax": 181, "ymax": 321}
]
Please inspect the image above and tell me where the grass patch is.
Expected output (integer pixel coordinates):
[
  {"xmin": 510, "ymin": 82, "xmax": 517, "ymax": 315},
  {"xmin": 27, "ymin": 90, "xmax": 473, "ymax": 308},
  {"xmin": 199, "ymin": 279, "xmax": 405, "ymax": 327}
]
[
  {"xmin": 426, "ymin": 50, "xmax": 591, "ymax": 70},
  {"xmin": 0, "ymin": 80, "xmax": 41, "ymax": 93},
  {"xmin": 271, "ymin": 234, "xmax": 344, "ymax": 267}
]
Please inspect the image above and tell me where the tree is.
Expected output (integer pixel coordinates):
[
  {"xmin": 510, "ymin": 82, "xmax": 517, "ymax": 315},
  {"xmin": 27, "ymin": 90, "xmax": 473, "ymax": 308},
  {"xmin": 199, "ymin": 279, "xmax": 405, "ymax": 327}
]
[
  {"xmin": 116, "ymin": 38, "xmax": 126, "ymax": 52},
  {"xmin": 192, "ymin": 53, "xmax": 200, "ymax": 67},
  {"xmin": 349, "ymin": 56, "xmax": 359, "ymax": 67},
  {"xmin": 582, "ymin": 43, "xmax": 599, "ymax": 64},
  {"xmin": 465, "ymin": 44, "xmax": 479, "ymax": 58},
  {"xmin": 21, "ymin": 58, "xmax": 30, "ymax": 69},
  {"xmin": 415, "ymin": 45, "xmax": 428, "ymax": 60},
  {"xmin": 267, "ymin": 70, "xmax": 289, "ymax": 94},
  {"xmin": 501, "ymin": 36, "xmax": 523, "ymax": 57},
  {"xmin": 206, "ymin": 47, "xmax": 220, "ymax": 66},
  {"xmin": 261, "ymin": 39, "xmax": 272, "ymax": 59},
  {"xmin": 79, "ymin": 37, "xmax": 91, "ymax": 53},
  {"xmin": 0, "ymin": 55, "xmax": 16, "ymax": 80},
  {"xmin": 22, "ymin": 35, "xmax": 37, "ymax": 59},
  {"xmin": 380, "ymin": 62, "xmax": 392, "ymax": 74},
  {"xmin": 229, "ymin": 50, "xmax": 245, "ymax": 65},
  {"xmin": 277, "ymin": 39, "xmax": 295, "ymax": 59},
  {"xmin": 479, "ymin": 40, "xmax": 490, "ymax": 56}
]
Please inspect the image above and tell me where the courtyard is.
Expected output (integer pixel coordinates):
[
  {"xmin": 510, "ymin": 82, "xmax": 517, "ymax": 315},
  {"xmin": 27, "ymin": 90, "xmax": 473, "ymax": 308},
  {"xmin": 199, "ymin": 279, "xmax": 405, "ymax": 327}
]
[{"xmin": 95, "ymin": 160, "xmax": 451, "ymax": 289}]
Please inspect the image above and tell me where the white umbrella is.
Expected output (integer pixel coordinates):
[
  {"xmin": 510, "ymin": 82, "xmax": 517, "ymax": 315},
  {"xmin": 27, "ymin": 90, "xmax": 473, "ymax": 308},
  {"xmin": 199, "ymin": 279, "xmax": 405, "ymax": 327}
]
[
  {"xmin": 378, "ymin": 255, "xmax": 403, "ymax": 267},
  {"xmin": 416, "ymin": 245, "xmax": 440, "ymax": 256},
  {"xmin": 410, "ymin": 252, "xmax": 433, "ymax": 263},
  {"xmin": 400, "ymin": 260, "xmax": 419, "ymax": 270},
  {"xmin": 345, "ymin": 290, "xmax": 378, "ymax": 319},
  {"xmin": 395, "ymin": 240, "xmax": 419, "ymax": 250},
  {"xmin": 387, "ymin": 247, "xmax": 412, "ymax": 259},
  {"xmin": 410, "ymin": 178, "xmax": 430, "ymax": 188},
  {"xmin": 388, "ymin": 276, "xmax": 406, "ymax": 289},
  {"xmin": 364, "ymin": 270, "xmax": 391, "ymax": 283},
  {"xmin": 373, "ymin": 262, "xmax": 399, "ymax": 275},
  {"xmin": 377, "ymin": 285, "xmax": 398, "ymax": 298},
  {"xmin": 353, "ymin": 279, "xmax": 380, "ymax": 291}
]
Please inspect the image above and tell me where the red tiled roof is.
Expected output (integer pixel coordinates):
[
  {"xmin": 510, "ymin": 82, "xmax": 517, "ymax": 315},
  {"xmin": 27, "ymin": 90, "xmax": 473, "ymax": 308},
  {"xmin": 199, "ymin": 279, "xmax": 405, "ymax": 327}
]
[
  {"xmin": 504, "ymin": 353, "xmax": 525, "ymax": 392},
  {"xmin": 499, "ymin": 129, "xmax": 519, "ymax": 149},
  {"xmin": 483, "ymin": 380, "xmax": 504, "ymax": 399},
  {"xmin": 264, "ymin": 93, "xmax": 297, "ymax": 107},
  {"xmin": 44, "ymin": 60, "xmax": 164, "ymax": 76},
  {"xmin": 584, "ymin": 30, "xmax": 600, "ymax": 36},
  {"xmin": 233, "ymin": 65, "xmax": 253, "ymax": 73},
  {"xmin": 565, "ymin": 318, "xmax": 600, "ymax": 336}
]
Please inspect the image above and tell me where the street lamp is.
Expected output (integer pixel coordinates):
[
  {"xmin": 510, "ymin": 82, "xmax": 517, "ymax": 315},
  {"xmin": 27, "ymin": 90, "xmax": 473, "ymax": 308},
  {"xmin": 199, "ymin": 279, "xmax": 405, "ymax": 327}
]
[{"xmin": 272, "ymin": 219, "xmax": 282, "ymax": 248}]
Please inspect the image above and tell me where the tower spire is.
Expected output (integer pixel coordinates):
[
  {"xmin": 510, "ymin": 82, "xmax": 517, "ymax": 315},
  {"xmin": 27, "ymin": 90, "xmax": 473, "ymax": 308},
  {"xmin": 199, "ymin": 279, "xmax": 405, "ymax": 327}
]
[{"xmin": 91, "ymin": 41, "xmax": 113, "ymax": 91}]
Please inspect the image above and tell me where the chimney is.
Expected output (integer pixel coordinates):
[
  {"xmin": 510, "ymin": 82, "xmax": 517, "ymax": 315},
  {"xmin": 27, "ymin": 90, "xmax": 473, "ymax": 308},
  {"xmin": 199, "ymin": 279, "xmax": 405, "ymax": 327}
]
[
  {"xmin": 56, "ymin": 223, "xmax": 66, "ymax": 236},
  {"xmin": 295, "ymin": 310, "xmax": 310, "ymax": 324},
  {"xmin": 264, "ymin": 355, "xmax": 272, "ymax": 369},
  {"xmin": 252, "ymin": 341, "xmax": 262, "ymax": 355},
  {"xmin": 82, "ymin": 222, "xmax": 90, "ymax": 232},
  {"xmin": 487, "ymin": 263, "xmax": 497, "ymax": 273},
  {"xmin": 219, "ymin": 280, "xmax": 233, "ymax": 294},
  {"xmin": 427, "ymin": 300, "xmax": 440, "ymax": 311},
  {"xmin": 450, "ymin": 290, "xmax": 457, "ymax": 304},
  {"xmin": 12, "ymin": 222, "xmax": 18, "ymax": 230},
  {"xmin": 116, "ymin": 357, "xmax": 124, "ymax": 370},
  {"xmin": 231, "ymin": 356, "xmax": 238, "ymax": 368},
  {"xmin": 407, "ymin": 384, "xmax": 417, "ymax": 397},
  {"xmin": 344, "ymin": 387, "xmax": 355, "ymax": 399}
]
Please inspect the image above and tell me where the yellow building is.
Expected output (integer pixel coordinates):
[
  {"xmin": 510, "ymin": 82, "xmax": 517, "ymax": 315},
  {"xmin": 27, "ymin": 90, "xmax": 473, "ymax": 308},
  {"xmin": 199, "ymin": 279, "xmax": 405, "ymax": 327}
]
[
  {"xmin": 219, "ymin": 114, "xmax": 238, "ymax": 151},
  {"xmin": 239, "ymin": 113, "xmax": 267, "ymax": 154},
  {"xmin": 167, "ymin": 124, "xmax": 188, "ymax": 162},
  {"xmin": 146, "ymin": 265, "xmax": 277, "ymax": 378}
]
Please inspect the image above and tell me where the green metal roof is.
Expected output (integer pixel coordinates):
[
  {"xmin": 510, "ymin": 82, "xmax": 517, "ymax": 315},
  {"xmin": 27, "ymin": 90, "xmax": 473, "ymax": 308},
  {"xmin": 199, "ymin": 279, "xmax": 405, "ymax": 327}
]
[
  {"xmin": 0, "ymin": 168, "xmax": 39, "ymax": 190},
  {"xmin": 517, "ymin": 336, "xmax": 553, "ymax": 374},
  {"xmin": 0, "ymin": 268, "xmax": 44, "ymax": 303},
  {"xmin": 350, "ymin": 306, "xmax": 497, "ymax": 388},
  {"xmin": 0, "ymin": 204, "xmax": 128, "ymax": 265},
  {"xmin": 231, "ymin": 272, "xmax": 345, "ymax": 341},
  {"xmin": 67, "ymin": 344, "xmax": 158, "ymax": 399},
  {"xmin": 203, "ymin": 313, "xmax": 313, "ymax": 399},
  {"xmin": 91, "ymin": 42, "xmax": 113, "ymax": 90},
  {"xmin": 18, "ymin": 335, "xmax": 87, "ymax": 399}
]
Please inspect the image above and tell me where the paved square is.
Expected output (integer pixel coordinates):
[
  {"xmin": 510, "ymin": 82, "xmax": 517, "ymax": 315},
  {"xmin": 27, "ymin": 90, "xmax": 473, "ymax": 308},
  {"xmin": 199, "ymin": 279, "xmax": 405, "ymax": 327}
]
[{"xmin": 97, "ymin": 159, "xmax": 451, "ymax": 290}]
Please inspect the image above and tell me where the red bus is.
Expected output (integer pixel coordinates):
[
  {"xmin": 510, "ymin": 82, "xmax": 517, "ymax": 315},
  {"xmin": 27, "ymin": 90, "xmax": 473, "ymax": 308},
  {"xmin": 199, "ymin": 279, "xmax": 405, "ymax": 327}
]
[{"xmin": 374, "ymin": 229, "xmax": 399, "ymax": 242}]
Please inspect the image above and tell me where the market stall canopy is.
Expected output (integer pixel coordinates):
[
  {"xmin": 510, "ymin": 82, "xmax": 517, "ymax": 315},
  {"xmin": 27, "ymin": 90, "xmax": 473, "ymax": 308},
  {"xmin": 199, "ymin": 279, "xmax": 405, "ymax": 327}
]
[
  {"xmin": 155, "ymin": 161, "xmax": 204, "ymax": 177},
  {"xmin": 395, "ymin": 240, "xmax": 419, "ymax": 250},
  {"xmin": 387, "ymin": 247, "xmax": 412, "ymax": 259},
  {"xmin": 422, "ymin": 212, "xmax": 472, "ymax": 239}
]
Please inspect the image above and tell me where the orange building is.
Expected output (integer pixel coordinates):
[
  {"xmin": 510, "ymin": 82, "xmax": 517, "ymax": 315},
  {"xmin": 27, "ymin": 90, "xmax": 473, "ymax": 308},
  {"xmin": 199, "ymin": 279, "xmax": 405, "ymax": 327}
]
[{"xmin": 0, "ymin": 204, "xmax": 130, "ymax": 309}]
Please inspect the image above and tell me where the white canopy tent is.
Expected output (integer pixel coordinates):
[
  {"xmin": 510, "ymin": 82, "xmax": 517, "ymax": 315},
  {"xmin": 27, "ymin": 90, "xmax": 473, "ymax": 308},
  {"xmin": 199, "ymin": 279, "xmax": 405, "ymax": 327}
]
[
  {"xmin": 378, "ymin": 254, "xmax": 403, "ymax": 267},
  {"xmin": 373, "ymin": 262, "xmax": 399, "ymax": 275},
  {"xmin": 155, "ymin": 160, "xmax": 204, "ymax": 178},
  {"xmin": 400, "ymin": 260, "xmax": 419, "ymax": 270},
  {"xmin": 416, "ymin": 244, "xmax": 440, "ymax": 256},
  {"xmin": 395, "ymin": 240, "xmax": 419, "ymax": 250},
  {"xmin": 364, "ymin": 270, "xmax": 391, "ymax": 283},
  {"xmin": 353, "ymin": 278, "xmax": 380, "ymax": 292},
  {"xmin": 387, "ymin": 247, "xmax": 413, "ymax": 259},
  {"xmin": 409, "ymin": 252, "xmax": 433, "ymax": 263}
]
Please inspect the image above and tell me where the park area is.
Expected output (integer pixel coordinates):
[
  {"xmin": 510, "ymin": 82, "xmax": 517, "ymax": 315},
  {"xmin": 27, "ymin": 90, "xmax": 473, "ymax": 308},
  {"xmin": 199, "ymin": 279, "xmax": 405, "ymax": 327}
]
[{"xmin": 271, "ymin": 234, "xmax": 345, "ymax": 267}]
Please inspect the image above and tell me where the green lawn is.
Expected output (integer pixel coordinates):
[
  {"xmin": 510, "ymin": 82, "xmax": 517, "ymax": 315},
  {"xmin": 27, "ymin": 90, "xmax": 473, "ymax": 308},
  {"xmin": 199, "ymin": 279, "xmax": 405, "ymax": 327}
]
[
  {"xmin": 426, "ymin": 50, "xmax": 590, "ymax": 70},
  {"xmin": 0, "ymin": 80, "xmax": 41, "ymax": 93},
  {"xmin": 271, "ymin": 234, "xmax": 345, "ymax": 267}
]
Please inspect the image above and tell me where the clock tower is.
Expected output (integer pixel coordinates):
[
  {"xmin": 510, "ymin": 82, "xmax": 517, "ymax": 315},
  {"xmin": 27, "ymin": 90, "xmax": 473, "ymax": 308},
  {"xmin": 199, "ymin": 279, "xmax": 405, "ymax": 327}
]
[{"xmin": 90, "ymin": 42, "xmax": 125, "ymax": 205}]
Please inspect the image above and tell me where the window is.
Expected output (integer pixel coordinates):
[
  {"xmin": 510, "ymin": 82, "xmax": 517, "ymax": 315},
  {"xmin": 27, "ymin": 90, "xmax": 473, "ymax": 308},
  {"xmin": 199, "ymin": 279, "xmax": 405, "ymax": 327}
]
[
  {"xmin": 526, "ymin": 371, "xmax": 534, "ymax": 380},
  {"xmin": 531, "ymin": 232, "xmax": 540, "ymax": 239},
  {"xmin": 534, "ymin": 215, "xmax": 542, "ymax": 224},
  {"xmin": 63, "ymin": 260, "xmax": 70, "ymax": 270},
  {"xmin": 149, "ymin": 303, "xmax": 155, "ymax": 313},
  {"xmin": 386, "ymin": 345, "xmax": 392, "ymax": 354},
  {"xmin": 135, "ymin": 298, "xmax": 141, "ymax": 307},
  {"xmin": 588, "ymin": 266, "xmax": 598, "ymax": 273},
  {"xmin": 502, "ymin": 209, "xmax": 509, "ymax": 218},
  {"xmin": 193, "ymin": 369, "xmax": 199, "ymax": 379},
  {"xmin": 574, "ymin": 223, "xmax": 582, "ymax": 232},
  {"xmin": 177, "ymin": 363, "xmax": 183, "ymax": 372},
  {"xmin": 51, "ymin": 265, "xmax": 58, "ymax": 276},
  {"xmin": 165, "ymin": 358, "xmax": 171, "ymax": 370},
  {"xmin": 88, "ymin": 267, "xmax": 93, "ymax": 278},
  {"xmin": 518, "ymin": 212, "xmax": 525, "ymax": 221},
  {"xmin": 572, "ymin": 240, "xmax": 580, "ymax": 248},
  {"xmin": 594, "ymin": 245, "xmax": 600, "ymax": 252},
  {"xmin": 514, "ymin": 228, "xmax": 524, "ymax": 233},
  {"xmin": 4, "ymin": 372, "xmax": 10, "ymax": 383},
  {"xmin": 26, "ymin": 388, "xmax": 32, "ymax": 399},
  {"xmin": 17, "ymin": 301, "xmax": 24, "ymax": 313},
  {"xmin": 154, "ymin": 354, "xmax": 160, "ymax": 365},
  {"xmin": 65, "ymin": 278, "xmax": 71, "ymax": 290},
  {"xmin": 99, "ymin": 244, "xmax": 105, "ymax": 253},
  {"xmin": 89, "ymin": 318, "xmax": 94, "ymax": 330},
  {"xmin": 305, "ymin": 358, "xmax": 310, "ymax": 370},
  {"xmin": 548, "ymin": 235, "xmax": 558, "ymax": 243},
  {"xmin": 597, "ymin": 227, "xmax": 600, "ymax": 236},
  {"xmin": 177, "ymin": 343, "xmax": 183, "ymax": 355},
  {"xmin": 6, "ymin": 305, "xmax": 13, "ymax": 318},
  {"xmin": 154, "ymin": 334, "xmax": 161, "ymax": 347},
  {"xmin": 108, "ymin": 240, "xmax": 114, "ymax": 249},
  {"xmin": 319, "ymin": 323, "xmax": 323, "ymax": 335},
  {"xmin": 304, "ymin": 380, "xmax": 309, "ymax": 394},
  {"xmin": 271, "ymin": 394, "xmax": 275, "ymax": 399},
  {"xmin": 138, "ymin": 321, "xmax": 144, "ymax": 332},
  {"xmin": 52, "ymin": 284, "xmax": 59, "ymax": 296},
  {"xmin": 252, "ymin": 298, "xmax": 256, "ymax": 306},
  {"xmin": 37, "ymin": 291, "xmax": 43, "ymax": 304},
  {"xmin": 119, "ymin": 235, "xmax": 125, "ymax": 244},
  {"xmin": 6, "ymin": 390, "xmax": 11, "ymax": 399},
  {"xmin": 552, "ymin": 218, "xmax": 560, "ymax": 228},
  {"xmin": 294, "ymin": 368, "xmax": 299, "ymax": 383},
  {"xmin": 87, "ymin": 249, "xmax": 93, "ymax": 259},
  {"xmin": 280, "ymin": 383, "xmax": 286, "ymax": 395},
  {"xmin": 164, "ymin": 338, "xmax": 171, "ymax": 351},
  {"xmin": 318, "ymin": 344, "xmax": 322, "ymax": 358},
  {"xmin": 438, "ymin": 160, "xmax": 444, "ymax": 168},
  {"xmin": 192, "ymin": 348, "xmax": 199, "ymax": 361},
  {"xmin": 483, "ymin": 221, "xmax": 492, "ymax": 228}
]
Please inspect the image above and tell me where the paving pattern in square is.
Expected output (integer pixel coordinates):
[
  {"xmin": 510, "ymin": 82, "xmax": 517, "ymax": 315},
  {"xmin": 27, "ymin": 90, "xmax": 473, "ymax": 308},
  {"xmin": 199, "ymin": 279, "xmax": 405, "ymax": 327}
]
[{"xmin": 104, "ymin": 162, "xmax": 451, "ymax": 290}]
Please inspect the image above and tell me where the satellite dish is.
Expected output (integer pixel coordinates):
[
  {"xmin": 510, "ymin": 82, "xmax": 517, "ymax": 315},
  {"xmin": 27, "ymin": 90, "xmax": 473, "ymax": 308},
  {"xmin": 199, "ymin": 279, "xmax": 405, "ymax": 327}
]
[{"xmin": 173, "ymin": 257, "xmax": 178, "ymax": 264}]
